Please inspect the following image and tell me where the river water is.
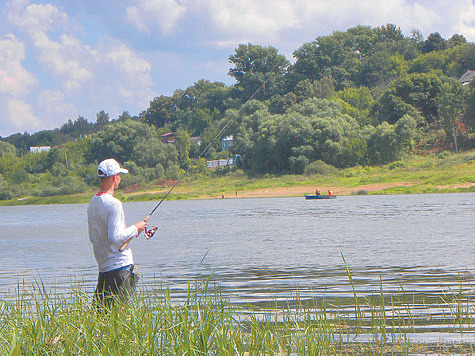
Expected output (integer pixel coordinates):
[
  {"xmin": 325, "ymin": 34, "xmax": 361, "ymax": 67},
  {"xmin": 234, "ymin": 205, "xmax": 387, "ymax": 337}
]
[{"xmin": 1, "ymin": 193, "xmax": 474, "ymax": 343}]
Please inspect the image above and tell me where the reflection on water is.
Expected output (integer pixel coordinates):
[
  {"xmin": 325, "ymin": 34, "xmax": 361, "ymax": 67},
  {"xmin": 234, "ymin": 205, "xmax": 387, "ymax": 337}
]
[{"xmin": 0, "ymin": 193, "xmax": 474, "ymax": 343}]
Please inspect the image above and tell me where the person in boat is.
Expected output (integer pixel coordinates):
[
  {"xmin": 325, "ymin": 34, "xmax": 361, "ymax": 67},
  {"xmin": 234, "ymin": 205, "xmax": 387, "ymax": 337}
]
[
  {"xmin": 315, "ymin": 189, "xmax": 321, "ymax": 196},
  {"xmin": 328, "ymin": 190, "xmax": 333, "ymax": 196},
  {"xmin": 87, "ymin": 159, "xmax": 147, "ymax": 309}
]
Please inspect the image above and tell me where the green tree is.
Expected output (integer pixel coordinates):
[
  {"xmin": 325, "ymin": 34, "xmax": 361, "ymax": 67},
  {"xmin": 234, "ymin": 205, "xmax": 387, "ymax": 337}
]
[
  {"xmin": 447, "ymin": 34, "xmax": 466, "ymax": 48},
  {"xmin": 421, "ymin": 32, "xmax": 447, "ymax": 53},
  {"xmin": 359, "ymin": 51, "xmax": 408, "ymax": 87},
  {"xmin": 233, "ymin": 98, "xmax": 361, "ymax": 173},
  {"xmin": 270, "ymin": 92, "xmax": 297, "ymax": 114},
  {"xmin": 447, "ymin": 43, "xmax": 475, "ymax": 78},
  {"xmin": 438, "ymin": 79, "xmax": 468, "ymax": 151},
  {"xmin": 337, "ymin": 135, "xmax": 369, "ymax": 167},
  {"xmin": 175, "ymin": 128, "xmax": 191, "ymax": 169},
  {"xmin": 367, "ymin": 122, "xmax": 399, "ymax": 164},
  {"xmin": 409, "ymin": 48, "xmax": 450, "ymax": 74},
  {"xmin": 395, "ymin": 114, "xmax": 418, "ymax": 153},
  {"xmin": 86, "ymin": 120, "xmax": 160, "ymax": 164},
  {"xmin": 228, "ymin": 43, "xmax": 290, "ymax": 100},
  {"xmin": 333, "ymin": 87, "xmax": 376, "ymax": 126},
  {"xmin": 375, "ymin": 72, "xmax": 442, "ymax": 124},
  {"xmin": 366, "ymin": 115, "xmax": 416, "ymax": 164},
  {"xmin": 117, "ymin": 111, "xmax": 133, "ymax": 122},
  {"xmin": 143, "ymin": 95, "xmax": 180, "ymax": 128},
  {"xmin": 3, "ymin": 132, "xmax": 30, "ymax": 153},
  {"xmin": 131, "ymin": 137, "xmax": 178, "ymax": 173},
  {"xmin": 373, "ymin": 92, "xmax": 422, "ymax": 124},
  {"xmin": 64, "ymin": 116, "xmax": 93, "ymax": 138},
  {"xmin": 0, "ymin": 141, "xmax": 17, "ymax": 157},
  {"xmin": 0, "ymin": 174, "xmax": 13, "ymax": 200},
  {"xmin": 463, "ymin": 82, "xmax": 475, "ymax": 132},
  {"xmin": 292, "ymin": 24, "xmax": 408, "ymax": 90},
  {"xmin": 95, "ymin": 110, "xmax": 110, "ymax": 129},
  {"xmin": 293, "ymin": 77, "xmax": 336, "ymax": 102}
]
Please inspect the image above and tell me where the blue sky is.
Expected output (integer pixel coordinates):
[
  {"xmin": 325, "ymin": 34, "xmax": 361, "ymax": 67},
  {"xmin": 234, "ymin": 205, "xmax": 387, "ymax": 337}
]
[{"xmin": 1, "ymin": 0, "xmax": 474, "ymax": 137}]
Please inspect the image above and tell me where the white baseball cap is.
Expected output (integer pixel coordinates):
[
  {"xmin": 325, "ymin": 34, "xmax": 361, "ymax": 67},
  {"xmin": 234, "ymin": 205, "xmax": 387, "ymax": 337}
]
[{"xmin": 97, "ymin": 159, "xmax": 129, "ymax": 177}]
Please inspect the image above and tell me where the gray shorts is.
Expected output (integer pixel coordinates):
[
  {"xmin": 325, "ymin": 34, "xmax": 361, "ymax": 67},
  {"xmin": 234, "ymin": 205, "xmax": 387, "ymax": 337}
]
[{"xmin": 93, "ymin": 264, "xmax": 139, "ymax": 309}]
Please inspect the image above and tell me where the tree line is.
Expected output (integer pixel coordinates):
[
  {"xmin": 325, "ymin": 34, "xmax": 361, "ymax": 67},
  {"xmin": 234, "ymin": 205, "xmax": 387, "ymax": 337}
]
[{"xmin": 0, "ymin": 24, "xmax": 474, "ymax": 199}]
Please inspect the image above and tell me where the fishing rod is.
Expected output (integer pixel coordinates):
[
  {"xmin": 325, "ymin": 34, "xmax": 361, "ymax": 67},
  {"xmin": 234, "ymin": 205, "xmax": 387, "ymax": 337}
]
[{"xmin": 119, "ymin": 78, "xmax": 270, "ymax": 252}]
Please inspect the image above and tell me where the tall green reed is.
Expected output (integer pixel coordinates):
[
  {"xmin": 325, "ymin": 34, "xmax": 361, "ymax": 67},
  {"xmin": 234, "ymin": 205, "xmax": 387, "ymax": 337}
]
[{"xmin": 1, "ymin": 268, "xmax": 473, "ymax": 355}]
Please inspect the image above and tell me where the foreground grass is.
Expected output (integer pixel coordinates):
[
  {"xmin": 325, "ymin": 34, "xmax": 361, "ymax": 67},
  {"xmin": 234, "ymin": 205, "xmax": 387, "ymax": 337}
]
[
  {"xmin": 1, "ymin": 151, "xmax": 474, "ymax": 206},
  {"xmin": 1, "ymin": 275, "xmax": 473, "ymax": 355}
]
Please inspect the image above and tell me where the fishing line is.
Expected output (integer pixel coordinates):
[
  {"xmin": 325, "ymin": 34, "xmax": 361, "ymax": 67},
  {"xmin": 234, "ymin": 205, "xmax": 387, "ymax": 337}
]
[{"xmin": 119, "ymin": 77, "xmax": 271, "ymax": 251}]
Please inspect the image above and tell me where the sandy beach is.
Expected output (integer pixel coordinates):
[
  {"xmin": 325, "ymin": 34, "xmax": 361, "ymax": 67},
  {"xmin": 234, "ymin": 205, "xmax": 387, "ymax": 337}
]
[{"xmin": 191, "ymin": 182, "xmax": 474, "ymax": 199}]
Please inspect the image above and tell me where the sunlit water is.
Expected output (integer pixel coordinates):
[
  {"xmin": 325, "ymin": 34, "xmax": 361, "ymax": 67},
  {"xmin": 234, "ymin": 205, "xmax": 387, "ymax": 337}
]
[{"xmin": 1, "ymin": 193, "xmax": 474, "ymax": 344}]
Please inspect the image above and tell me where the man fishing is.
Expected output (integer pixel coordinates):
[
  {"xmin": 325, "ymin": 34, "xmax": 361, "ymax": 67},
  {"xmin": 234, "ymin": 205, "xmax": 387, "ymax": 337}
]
[{"xmin": 87, "ymin": 158, "xmax": 147, "ymax": 309}]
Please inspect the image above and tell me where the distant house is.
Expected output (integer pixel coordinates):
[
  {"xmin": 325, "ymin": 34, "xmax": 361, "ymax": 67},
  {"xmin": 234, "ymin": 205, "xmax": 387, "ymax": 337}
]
[
  {"xmin": 459, "ymin": 70, "xmax": 475, "ymax": 86},
  {"xmin": 206, "ymin": 154, "xmax": 240, "ymax": 169},
  {"xmin": 160, "ymin": 132, "xmax": 175, "ymax": 144},
  {"xmin": 29, "ymin": 146, "xmax": 50, "ymax": 153},
  {"xmin": 222, "ymin": 135, "xmax": 233, "ymax": 151}
]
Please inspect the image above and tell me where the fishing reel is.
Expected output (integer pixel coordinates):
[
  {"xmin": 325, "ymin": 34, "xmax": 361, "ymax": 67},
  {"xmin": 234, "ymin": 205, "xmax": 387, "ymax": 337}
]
[{"xmin": 144, "ymin": 226, "xmax": 158, "ymax": 239}]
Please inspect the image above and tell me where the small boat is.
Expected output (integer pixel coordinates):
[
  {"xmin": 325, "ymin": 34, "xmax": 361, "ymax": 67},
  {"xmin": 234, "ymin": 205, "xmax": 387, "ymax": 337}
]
[{"xmin": 304, "ymin": 194, "xmax": 336, "ymax": 200}]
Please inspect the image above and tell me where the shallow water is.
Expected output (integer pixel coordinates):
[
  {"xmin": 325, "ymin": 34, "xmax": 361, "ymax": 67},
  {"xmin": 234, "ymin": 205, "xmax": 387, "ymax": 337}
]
[{"xmin": 1, "ymin": 193, "xmax": 474, "ymax": 343}]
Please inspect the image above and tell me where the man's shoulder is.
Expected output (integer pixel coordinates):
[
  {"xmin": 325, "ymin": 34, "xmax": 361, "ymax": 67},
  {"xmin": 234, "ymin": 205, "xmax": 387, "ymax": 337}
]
[
  {"xmin": 101, "ymin": 193, "xmax": 122, "ymax": 208},
  {"xmin": 89, "ymin": 193, "xmax": 121, "ymax": 206}
]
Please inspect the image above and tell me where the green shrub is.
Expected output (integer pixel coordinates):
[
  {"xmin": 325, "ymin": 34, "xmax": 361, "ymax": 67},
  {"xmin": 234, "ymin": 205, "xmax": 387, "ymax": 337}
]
[
  {"xmin": 0, "ymin": 175, "xmax": 13, "ymax": 200},
  {"xmin": 305, "ymin": 160, "xmax": 338, "ymax": 175},
  {"xmin": 289, "ymin": 155, "xmax": 309, "ymax": 174},
  {"xmin": 437, "ymin": 150, "xmax": 452, "ymax": 159},
  {"xmin": 33, "ymin": 176, "xmax": 87, "ymax": 197},
  {"xmin": 389, "ymin": 161, "xmax": 405, "ymax": 170}
]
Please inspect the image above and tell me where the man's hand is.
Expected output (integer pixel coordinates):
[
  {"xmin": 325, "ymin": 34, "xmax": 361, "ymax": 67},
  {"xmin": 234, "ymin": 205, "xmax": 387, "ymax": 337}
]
[{"xmin": 134, "ymin": 220, "xmax": 147, "ymax": 235}]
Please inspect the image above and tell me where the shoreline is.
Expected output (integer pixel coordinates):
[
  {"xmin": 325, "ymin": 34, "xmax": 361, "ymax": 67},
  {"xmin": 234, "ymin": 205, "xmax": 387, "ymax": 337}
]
[
  {"xmin": 222, "ymin": 182, "xmax": 475, "ymax": 199},
  {"xmin": 137, "ymin": 181, "xmax": 475, "ymax": 200},
  {"xmin": 1, "ymin": 181, "xmax": 474, "ymax": 207}
]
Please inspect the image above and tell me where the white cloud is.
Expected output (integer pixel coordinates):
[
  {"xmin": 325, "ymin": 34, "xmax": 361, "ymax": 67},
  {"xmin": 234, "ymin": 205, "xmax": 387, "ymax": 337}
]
[
  {"xmin": 103, "ymin": 41, "xmax": 151, "ymax": 80},
  {"xmin": 1, "ymin": 0, "xmax": 157, "ymax": 135},
  {"xmin": 203, "ymin": 0, "xmax": 297, "ymax": 39},
  {"xmin": 126, "ymin": 0, "xmax": 187, "ymax": 34},
  {"xmin": 4, "ymin": 0, "xmax": 67, "ymax": 34},
  {"xmin": 287, "ymin": 0, "xmax": 475, "ymax": 41},
  {"xmin": 37, "ymin": 90, "xmax": 77, "ymax": 125},
  {"xmin": 97, "ymin": 39, "xmax": 155, "ymax": 108},
  {"xmin": 0, "ymin": 34, "xmax": 37, "ymax": 96},
  {"xmin": 134, "ymin": 0, "xmax": 473, "ymax": 46},
  {"xmin": 0, "ymin": 34, "xmax": 40, "ymax": 135},
  {"xmin": 5, "ymin": 1, "xmax": 94, "ymax": 92},
  {"xmin": 6, "ymin": 97, "xmax": 40, "ymax": 131},
  {"xmin": 30, "ymin": 31, "xmax": 94, "ymax": 92},
  {"xmin": 441, "ymin": 0, "xmax": 475, "ymax": 40}
]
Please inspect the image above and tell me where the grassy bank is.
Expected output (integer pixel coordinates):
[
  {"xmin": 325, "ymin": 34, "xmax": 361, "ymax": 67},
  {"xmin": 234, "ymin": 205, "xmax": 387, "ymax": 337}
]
[
  {"xmin": 1, "ymin": 151, "xmax": 474, "ymax": 206},
  {"xmin": 1, "ymin": 275, "xmax": 473, "ymax": 355}
]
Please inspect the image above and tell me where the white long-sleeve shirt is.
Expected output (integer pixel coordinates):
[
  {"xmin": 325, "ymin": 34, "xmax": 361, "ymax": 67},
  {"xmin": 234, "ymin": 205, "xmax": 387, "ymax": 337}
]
[{"xmin": 87, "ymin": 193, "xmax": 138, "ymax": 272}]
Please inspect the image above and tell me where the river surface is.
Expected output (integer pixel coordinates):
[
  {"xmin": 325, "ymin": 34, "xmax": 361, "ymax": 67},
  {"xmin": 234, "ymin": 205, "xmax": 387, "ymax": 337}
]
[{"xmin": 1, "ymin": 193, "xmax": 474, "ymax": 343}]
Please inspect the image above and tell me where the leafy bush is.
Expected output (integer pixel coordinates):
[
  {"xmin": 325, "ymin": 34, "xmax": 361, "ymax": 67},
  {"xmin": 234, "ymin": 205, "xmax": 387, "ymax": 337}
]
[
  {"xmin": 289, "ymin": 155, "xmax": 309, "ymax": 174},
  {"xmin": 304, "ymin": 160, "xmax": 338, "ymax": 175},
  {"xmin": 0, "ymin": 141, "xmax": 17, "ymax": 157},
  {"xmin": 389, "ymin": 161, "xmax": 405, "ymax": 170},
  {"xmin": 0, "ymin": 175, "xmax": 12, "ymax": 200},
  {"xmin": 33, "ymin": 176, "xmax": 88, "ymax": 197},
  {"xmin": 437, "ymin": 151, "xmax": 452, "ymax": 159}
]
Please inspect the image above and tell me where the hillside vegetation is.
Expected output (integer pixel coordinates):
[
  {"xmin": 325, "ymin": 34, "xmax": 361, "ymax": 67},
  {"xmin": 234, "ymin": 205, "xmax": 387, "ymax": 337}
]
[{"xmin": 0, "ymin": 24, "xmax": 474, "ymax": 202}]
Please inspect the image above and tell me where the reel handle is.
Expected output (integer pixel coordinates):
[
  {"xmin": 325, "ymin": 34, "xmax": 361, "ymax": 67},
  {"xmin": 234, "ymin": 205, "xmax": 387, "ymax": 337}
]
[{"xmin": 119, "ymin": 214, "xmax": 150, "ymax": 252}]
